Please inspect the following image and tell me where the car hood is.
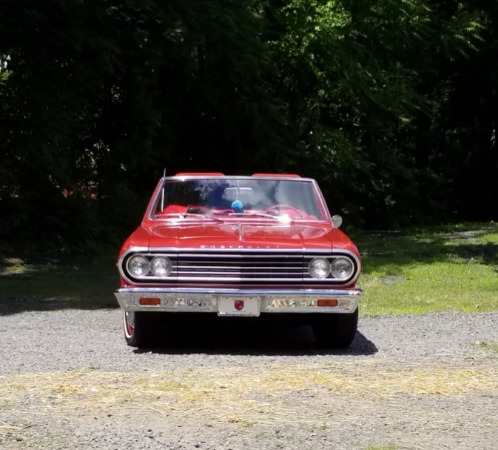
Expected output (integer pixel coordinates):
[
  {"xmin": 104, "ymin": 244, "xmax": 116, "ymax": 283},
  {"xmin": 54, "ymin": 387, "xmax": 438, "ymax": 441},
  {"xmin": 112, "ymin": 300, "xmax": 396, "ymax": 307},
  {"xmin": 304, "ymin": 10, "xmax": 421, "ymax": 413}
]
[{"xmin": 144, "ymin": 221, "xmax": 350, "ymax": 250}]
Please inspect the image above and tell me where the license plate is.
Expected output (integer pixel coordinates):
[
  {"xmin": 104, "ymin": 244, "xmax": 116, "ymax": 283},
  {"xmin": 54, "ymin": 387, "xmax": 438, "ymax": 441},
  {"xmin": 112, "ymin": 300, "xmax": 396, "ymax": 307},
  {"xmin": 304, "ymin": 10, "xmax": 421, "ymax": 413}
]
[{"xmin": 218, "ymin": 297, "xmax": 260, "ymax": 317}]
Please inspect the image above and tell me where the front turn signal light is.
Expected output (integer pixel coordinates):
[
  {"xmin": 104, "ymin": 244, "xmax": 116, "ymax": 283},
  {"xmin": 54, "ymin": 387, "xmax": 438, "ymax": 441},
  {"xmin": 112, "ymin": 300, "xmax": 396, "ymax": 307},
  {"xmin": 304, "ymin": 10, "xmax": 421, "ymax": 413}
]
[
  {"xmin": 139, "ymin": 297, "xmax": 161, "ymax": 306},
  {"xmin": 317, "ymin": 299, "xmax": 338, "ymax": 307}
]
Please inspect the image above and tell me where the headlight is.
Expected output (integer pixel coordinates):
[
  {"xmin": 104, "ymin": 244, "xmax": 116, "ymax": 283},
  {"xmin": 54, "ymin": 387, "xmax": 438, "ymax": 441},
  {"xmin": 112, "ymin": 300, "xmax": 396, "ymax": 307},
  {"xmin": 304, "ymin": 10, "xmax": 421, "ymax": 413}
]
[
  {"xmin": 331, "ymin": 257, "xmax": 354, "ymax": 280},
  {"xmin": 127, "ymin": 255, "xmax": 150, "ymax": 277},
  {"xmin": 151, "ymin": 256, "xmax": 172, "ymax": 277},
  {"xmin": 309, "ymin": 258, "xmax": 331, "ymax": 279}
]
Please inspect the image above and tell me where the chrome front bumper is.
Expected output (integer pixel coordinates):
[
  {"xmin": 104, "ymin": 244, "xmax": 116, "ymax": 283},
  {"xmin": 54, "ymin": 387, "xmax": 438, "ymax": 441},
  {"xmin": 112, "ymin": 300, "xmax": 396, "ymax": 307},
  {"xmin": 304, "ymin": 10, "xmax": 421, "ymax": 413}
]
[{"xmin": 115, "ymin": 287, "xmax": 362, "ymax": 314}]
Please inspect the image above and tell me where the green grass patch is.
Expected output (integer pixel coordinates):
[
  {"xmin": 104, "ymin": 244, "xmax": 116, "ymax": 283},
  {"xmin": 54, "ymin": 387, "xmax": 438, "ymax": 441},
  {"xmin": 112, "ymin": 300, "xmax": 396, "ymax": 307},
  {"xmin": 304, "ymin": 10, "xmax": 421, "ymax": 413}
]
[
  {"xmin": 477, "ymin": 341, "xmax": 498, "ymax": 353},
  {"xmin": 355, "ymin": 222, "xmax": 498, "ymax": 315},
  {"xmin": 0, "ymin": 253, "xmax": 118, "ymax": 313}
]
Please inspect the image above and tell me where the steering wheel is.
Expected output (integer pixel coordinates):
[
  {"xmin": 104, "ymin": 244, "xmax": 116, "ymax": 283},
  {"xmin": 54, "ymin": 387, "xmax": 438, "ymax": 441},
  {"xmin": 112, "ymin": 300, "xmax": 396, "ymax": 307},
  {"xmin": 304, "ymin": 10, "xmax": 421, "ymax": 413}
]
[{"xmin": 265, "ymin": 204, "xmax": 303, "ymax": 216}]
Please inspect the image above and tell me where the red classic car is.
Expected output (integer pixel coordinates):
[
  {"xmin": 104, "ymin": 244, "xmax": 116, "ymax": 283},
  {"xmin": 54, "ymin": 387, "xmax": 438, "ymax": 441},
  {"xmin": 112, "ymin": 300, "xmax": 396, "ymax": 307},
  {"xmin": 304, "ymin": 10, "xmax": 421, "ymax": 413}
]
[{"xmin": 115, "ymin": 173, "xmax": 363, "ymax": 348}]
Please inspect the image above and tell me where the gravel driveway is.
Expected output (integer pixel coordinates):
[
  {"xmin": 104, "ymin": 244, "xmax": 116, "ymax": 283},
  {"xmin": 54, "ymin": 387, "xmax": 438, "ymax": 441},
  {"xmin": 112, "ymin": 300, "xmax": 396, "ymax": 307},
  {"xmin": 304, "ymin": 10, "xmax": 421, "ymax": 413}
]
[{"xmin": 0, "ymin": 305, "xmax": 497, "ymax": 450}]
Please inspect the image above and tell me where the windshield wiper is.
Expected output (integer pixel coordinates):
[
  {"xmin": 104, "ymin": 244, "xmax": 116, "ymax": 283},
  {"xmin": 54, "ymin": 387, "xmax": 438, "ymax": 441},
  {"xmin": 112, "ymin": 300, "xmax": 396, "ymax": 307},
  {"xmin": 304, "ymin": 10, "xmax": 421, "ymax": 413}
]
[
  {"xmin": 228, "ymin": 212, "xmax": 292, "ymax": 223},
  {"xmin": 156, "ymin": 212, "xmax": 223, "ymax": 222},
  {"xmin": 183, "ymin": 213, "xmax": 223, "ymax": 222}
]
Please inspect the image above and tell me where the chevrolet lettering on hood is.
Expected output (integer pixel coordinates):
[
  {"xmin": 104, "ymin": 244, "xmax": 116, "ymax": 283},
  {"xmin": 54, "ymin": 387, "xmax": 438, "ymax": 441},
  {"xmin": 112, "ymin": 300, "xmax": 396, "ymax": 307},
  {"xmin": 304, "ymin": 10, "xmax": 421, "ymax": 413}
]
[
  {"xmin": 115, "ymin": 173, "xmax": 363, "ymax": 349},
  {"xmin": 199, "ymin": 245, "xmax": 279, "ymax": 249}
]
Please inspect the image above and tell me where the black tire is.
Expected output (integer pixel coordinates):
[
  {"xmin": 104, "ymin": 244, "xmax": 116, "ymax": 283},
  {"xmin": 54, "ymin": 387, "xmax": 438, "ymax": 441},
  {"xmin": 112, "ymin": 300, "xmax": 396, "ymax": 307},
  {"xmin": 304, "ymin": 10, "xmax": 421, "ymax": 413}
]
[
  {"xmin": 123, "ymin": 311, "xmax": 162, "ymax": 348},
  {"xmin": 311, "ymin": 308, "xmax": 358, "ymax": 349}
]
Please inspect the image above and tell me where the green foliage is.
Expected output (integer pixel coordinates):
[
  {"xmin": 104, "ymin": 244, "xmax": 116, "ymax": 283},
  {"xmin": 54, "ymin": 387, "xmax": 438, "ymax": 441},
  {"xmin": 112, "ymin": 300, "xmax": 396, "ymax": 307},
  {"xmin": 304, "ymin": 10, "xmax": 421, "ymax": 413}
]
[
  {"xmin": 0, "ymin": 0, "xmax": 496, "ymax": 252},
  {"xmin": 262, "ymin": 0, "xmax": 490, "ymax": 227}
]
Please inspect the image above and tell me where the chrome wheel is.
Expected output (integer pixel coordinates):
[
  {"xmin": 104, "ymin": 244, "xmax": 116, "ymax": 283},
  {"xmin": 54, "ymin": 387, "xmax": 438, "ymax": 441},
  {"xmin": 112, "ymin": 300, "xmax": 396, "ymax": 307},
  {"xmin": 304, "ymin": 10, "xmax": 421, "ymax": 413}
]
[
  {"xmin": 123, "ymin": 311, "xmax": 136, "ymax": 340},
  {"xmin": 122, "ymin": 311, "xmax": 161, "ymax": 347}
]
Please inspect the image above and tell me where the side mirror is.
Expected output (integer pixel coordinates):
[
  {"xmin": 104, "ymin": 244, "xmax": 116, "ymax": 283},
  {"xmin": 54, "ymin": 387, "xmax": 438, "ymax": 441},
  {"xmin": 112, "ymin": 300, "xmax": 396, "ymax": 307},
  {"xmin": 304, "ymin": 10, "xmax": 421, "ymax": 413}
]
[{"xmin": 331, "ymin": 215, "xmax": 343, "ymax": 229}]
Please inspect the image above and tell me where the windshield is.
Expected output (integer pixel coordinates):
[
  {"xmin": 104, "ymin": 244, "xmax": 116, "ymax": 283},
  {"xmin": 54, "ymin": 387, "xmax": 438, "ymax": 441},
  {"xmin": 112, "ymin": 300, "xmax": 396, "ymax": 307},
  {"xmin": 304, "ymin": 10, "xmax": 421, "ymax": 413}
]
[{"xmin": 152, "ymin": 178, "xmax": 326, "ymax": 221}]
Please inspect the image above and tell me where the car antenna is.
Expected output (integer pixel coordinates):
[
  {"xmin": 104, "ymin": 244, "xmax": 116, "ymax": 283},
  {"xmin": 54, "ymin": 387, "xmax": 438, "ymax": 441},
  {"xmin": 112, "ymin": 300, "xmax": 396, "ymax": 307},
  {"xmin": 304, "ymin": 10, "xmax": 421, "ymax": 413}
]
[{"xmin": 161, "ymin": 168, "xmax": 166, "ymax": 211}]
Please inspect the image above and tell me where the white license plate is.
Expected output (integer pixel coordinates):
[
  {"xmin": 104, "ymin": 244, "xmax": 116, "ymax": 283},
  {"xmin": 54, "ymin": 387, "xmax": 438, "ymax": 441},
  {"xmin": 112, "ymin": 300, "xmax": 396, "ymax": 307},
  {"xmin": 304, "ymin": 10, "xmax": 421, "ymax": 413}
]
[{"xmin": 218, "ymin": 297, "xmax": 260, "ymax": 317}]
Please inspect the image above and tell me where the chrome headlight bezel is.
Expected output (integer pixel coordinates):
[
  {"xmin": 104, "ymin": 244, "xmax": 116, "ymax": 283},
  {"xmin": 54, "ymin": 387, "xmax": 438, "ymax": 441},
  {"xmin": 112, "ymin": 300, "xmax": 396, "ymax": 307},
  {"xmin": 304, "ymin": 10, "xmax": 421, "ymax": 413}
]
[
  {"xmin": 308, "ymin": 257, "xmax": 331, "ymax": 279},
  {"xmin": 126, "ymin": 255, "xmax": 151, "ymax": 278},
  {"xmin": 307, "ymin": 255, "xmax": 357, "ymax": 282},
  {"xmin": 150, "ymin": 256, "xmax": 173, "ymax": 277},
  {"xmin": 124, "ymin": 253, "xmax": 174, "ymax": 280},
  {"xmin": 330, "ymin": 257, "xmax": 354, "ymax": 280}
]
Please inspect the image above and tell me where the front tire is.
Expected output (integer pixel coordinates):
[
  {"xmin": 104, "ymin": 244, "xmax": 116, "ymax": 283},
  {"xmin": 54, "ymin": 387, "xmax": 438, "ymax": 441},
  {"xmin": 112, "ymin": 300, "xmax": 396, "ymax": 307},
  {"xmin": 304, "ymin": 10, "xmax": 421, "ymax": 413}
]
[
  {"xmin": 311, "ymin": 308, "xmax": 358, "ymax": 349},
  {"xmin": 123, "ymin": 311, "xmax": 161, "ymax": 347}
]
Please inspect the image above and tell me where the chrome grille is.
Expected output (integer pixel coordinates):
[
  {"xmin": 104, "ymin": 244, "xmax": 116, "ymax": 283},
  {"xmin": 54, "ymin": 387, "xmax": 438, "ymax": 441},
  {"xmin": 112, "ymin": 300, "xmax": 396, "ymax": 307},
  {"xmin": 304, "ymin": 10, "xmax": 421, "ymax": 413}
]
[
  {"xmin": 176, "ymin": 253, "xmax": 304, "ymax": 281},
  {"xmin": 121, "ymin": 251, "xmax": 359, "ymax": 284}
]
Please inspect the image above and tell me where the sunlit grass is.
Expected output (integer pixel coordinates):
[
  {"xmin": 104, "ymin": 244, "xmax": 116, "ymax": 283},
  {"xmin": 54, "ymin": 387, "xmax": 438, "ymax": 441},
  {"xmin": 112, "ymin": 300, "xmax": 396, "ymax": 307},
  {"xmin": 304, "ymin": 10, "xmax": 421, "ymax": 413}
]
[
  {"xmin": 477, "ymin": 341, "xmax": 498, "ymax": 353},
  {"xmin": 1, "ymin": 363, "xmax": 497, "ymax": 420},
  {"xmin": 355, "ymin": 222, "xmax": 498, "ymax": 315}
]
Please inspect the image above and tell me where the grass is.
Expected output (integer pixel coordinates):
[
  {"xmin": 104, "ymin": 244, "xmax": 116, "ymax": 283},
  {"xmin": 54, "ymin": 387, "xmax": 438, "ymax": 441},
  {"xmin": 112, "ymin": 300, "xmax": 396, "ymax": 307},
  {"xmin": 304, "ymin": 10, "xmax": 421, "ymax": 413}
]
[
  {"xmin": 0, "ymin": 253, "xmax": 118, "ymax": 312},
  {"xmin": 1, "ymin": 363, "xmax": 497, "ymax": 422},
  {"xmin": 477, "ymin": 341, "xmax": 498, "ymax": 353},
  {"xmin": 355, "ymin": 222, "xmax": 498, "ymax": 315},
  {"xmin": 0, "ymin": 222, "xmax": 497, "ymax": 315}
]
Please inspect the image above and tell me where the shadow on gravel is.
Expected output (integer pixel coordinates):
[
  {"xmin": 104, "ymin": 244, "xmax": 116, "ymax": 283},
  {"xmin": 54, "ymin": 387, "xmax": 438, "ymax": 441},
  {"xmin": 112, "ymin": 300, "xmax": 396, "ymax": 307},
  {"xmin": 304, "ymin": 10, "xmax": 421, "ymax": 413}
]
[
  {"xmin": 133, "ymin": 322, "xmax": 378, "ymax": 357},
  {"xmin": 0, "ymin": 295, "xmax": 117, "ymax": 315},
  {"xmin": 358, "ymin": 228, "xmax": 498, "ymax": 274}
]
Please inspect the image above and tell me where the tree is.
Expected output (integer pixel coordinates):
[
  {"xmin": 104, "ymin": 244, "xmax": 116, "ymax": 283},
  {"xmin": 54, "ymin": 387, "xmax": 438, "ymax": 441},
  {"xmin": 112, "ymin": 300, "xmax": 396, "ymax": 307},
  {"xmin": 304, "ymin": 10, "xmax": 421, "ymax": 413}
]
[{"xmin": 0, "ymin": 0, "xmax": 494, "ymax": 252}]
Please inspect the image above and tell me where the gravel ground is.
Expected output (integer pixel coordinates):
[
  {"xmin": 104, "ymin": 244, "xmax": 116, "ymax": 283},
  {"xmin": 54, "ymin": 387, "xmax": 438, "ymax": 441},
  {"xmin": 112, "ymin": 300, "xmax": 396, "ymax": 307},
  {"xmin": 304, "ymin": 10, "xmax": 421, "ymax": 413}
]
[{"xmin": 0, "ymin": 306, "xmax": 497, "ymax": 450}]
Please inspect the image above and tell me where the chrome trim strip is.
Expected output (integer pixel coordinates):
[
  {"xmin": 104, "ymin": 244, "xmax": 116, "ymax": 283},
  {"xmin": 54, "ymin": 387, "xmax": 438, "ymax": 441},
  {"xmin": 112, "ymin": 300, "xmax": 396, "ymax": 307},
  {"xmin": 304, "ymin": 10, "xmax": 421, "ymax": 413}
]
[
  {"xmin": 171, "ymin": 253, "xmax": 314, "ymax": 258},
  {"xmin": 115, "ymin": 287, "xmax": 362, "ymax": 314},
  {"xmin": 118, "ymin": 287, "xmax": 364, "ymax": 295},
  {"xmin": 153, "ymin": 277, "xmax": 348, "ymax": 283},
  {"xmin": 310, "ymin": 178, "xmax": 331, "ymax": 222},
  {"xmin": 176, "ymin": 264, "xmax": 303, "ymax": 269},
  {"xmin": 147, "ymin": 248, "xmax": 358, "ymax": 255},
  {"xmin": 118, "ymin": 247, "xmax": 361, "ymax": 260}
]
